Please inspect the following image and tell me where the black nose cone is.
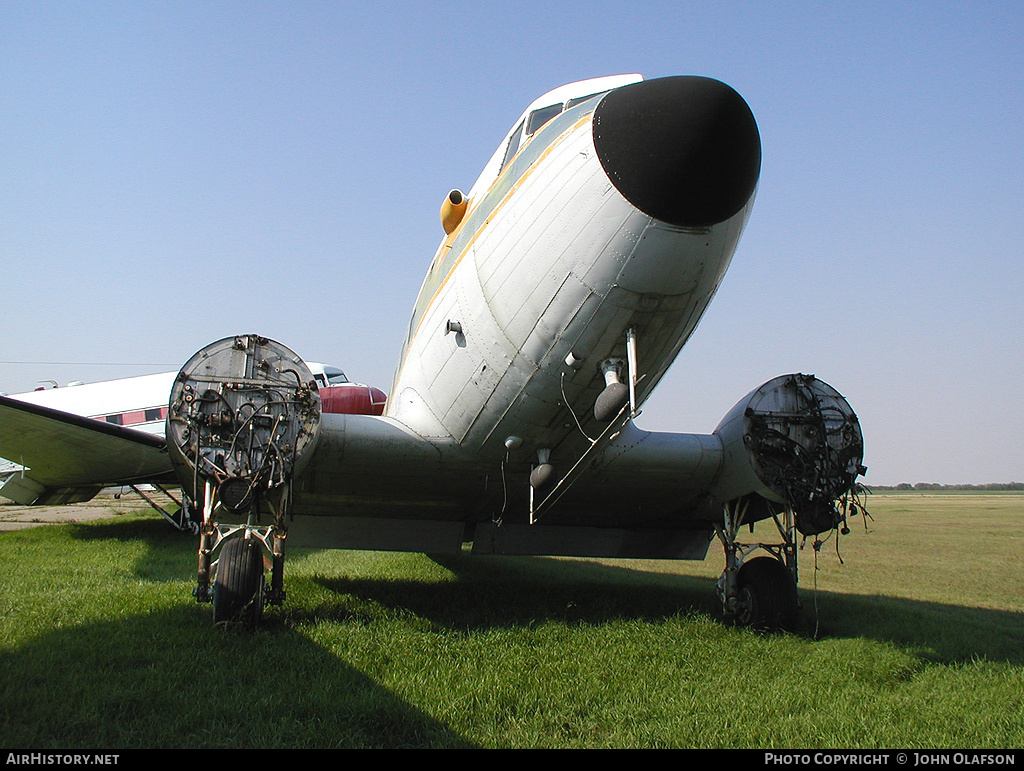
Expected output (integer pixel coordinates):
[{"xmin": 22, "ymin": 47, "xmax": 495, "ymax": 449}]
[{"xmin": 593, "ymin": 76, "xmax": 761, "ymax": 227}]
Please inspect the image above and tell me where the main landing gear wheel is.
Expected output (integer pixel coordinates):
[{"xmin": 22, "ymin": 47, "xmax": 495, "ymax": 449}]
[
  {"xmin": 212, "ymin": 537, "xmax": 265, "ymax": 625},
  {"xmin": 735, "ymin": 557, "xmax": 799, "ymax": 632}
]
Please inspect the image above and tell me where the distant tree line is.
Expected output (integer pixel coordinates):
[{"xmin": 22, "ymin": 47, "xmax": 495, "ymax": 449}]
[{"xmin": 868, "ymin": 482, "xmax": 1024, "ymax": 491}]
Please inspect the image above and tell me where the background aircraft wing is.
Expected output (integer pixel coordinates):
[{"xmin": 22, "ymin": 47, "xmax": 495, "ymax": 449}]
[{"xmin": 0, "ymin": 394, "xmax": 175, "ymax": 505}]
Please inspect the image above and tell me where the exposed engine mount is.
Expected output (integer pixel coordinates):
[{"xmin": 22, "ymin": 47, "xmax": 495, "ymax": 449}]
[
  {"xmin": 711, "ymin": 373, "xmax": 866, "ymax": 629},
  {"xmin": 166, "ymin": 334, "xmax": 322, "ymax": 518},
  {"xmin": 714, "ymin": 373, "xmax": 865, "ymax": 536}
]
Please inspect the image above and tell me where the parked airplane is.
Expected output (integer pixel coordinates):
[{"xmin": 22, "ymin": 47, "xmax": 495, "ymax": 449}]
[
  {"xmin": 0, "ymin": 74, "xmax": 866, "ymax": 630},
  {"xmin": 0, "ymin": 363, "xmax": 385, "ymax": 515},
  {"xmin": 1, "ymin": 362, "xmax": 375, "ymax": 435}
]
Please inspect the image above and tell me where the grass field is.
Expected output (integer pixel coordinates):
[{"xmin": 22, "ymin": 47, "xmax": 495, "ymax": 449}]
[{"xmin": 1, "ymin": 492, "xmax": 1022, "ymax": 749}]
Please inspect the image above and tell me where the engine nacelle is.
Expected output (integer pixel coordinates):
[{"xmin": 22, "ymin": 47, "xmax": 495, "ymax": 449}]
[
  {"xmin": 711, "ymin": 373, "xmax": 865, "ymax": 535},
  {"xmin": 166, "ymin": 335, "xmax": 322, "ymax": 517}
]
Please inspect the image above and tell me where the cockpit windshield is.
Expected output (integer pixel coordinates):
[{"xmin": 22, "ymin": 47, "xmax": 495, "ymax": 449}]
[
  {"xmin": 526, "ymin": 103, "xmax": 562, "ymax": 135},
  {"xmin": 313, "ymin": 365, "xmax": 350, "ymax": 388},
  {"xmin": 566, "ymin": 90, "xmax": 607, "ymax": 109},
  {"xmin": 324, "ymin": 366, "xmax": 349, "ymax": 385},
  {"xmin": 499, "ymin": 89, "xmax": 613, "ymax": 174}
]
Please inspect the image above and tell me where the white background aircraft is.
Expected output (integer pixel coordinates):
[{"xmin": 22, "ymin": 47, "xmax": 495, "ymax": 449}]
[
  {"xmin": 0, "ymin": 75, "xmax": 866, "ymax": 630},
  {"xmin": 0, "ymin": 363, "xmax": 384, "ymax": 504}
]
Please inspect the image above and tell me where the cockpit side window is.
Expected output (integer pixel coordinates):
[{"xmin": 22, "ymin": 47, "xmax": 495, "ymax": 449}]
[
  {"xmin": 500, "ymin": 119, "xmax": 525, "ymax": 171},
  {"xmin": 526, "ymin": 103, "xmax": 562, "ymax": 135}
]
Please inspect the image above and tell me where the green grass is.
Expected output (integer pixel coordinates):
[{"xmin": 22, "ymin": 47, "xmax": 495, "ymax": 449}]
[{"xmin": 1, "ymin": 493, "xmax": 1023, "ymax": 748}]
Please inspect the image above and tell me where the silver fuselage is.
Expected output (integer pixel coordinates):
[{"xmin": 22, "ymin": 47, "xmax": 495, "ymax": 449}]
[{"xmin": 294, "ymin": 78, "xmax": 759, "ymax": 534}]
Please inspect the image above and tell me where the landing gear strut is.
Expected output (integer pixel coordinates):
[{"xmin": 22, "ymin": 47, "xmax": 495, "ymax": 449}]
[
  {"xmin": 166, "ymin": 335, "xmax": 322, "ymax": 625},
  {"xmin": 715, "ymin": 497, "xmax": 800, "ymax": 631},
  {"xmin": 197, "ymin": 516, "xmax": 288, "ymax": 625}
]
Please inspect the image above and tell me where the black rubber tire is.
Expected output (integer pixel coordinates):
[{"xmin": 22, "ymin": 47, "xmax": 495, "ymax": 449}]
[
  {"xmin": 212, "ymin": 537, "xmax": 265, "ymax": 625},
  {"xmin": 735, "ymin": 557, "xmax": 799, "ymax": 632}
]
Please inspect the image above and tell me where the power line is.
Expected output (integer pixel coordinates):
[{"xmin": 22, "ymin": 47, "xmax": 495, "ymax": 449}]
[{"xmin": 0, "ymin": 360, "xmax": 175, "ymax": 367}]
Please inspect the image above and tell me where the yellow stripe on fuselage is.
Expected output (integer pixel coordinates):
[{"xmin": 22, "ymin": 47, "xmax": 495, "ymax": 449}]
[{"xmin": 390, "ymin": 112, "xmax": 595, "ymax": 395}]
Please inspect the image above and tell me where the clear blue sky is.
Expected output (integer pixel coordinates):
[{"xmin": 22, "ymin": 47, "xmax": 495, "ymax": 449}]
[{"xmin": 2, "ymin": 2, "xmax": 1021, "ymax": 485}]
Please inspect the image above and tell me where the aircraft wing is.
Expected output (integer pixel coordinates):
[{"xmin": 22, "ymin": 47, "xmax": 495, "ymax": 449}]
[{"xmin": 0, "ymin": 394, "xmax": 175, "ymax": 505}]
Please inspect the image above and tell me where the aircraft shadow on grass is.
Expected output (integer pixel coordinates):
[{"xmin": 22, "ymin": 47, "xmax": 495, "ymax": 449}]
[
  {"xmin": 69, "ymin": 516, "xmax": 1024, "ymax": 667},
  {"xmin": 0, "ymin": 605, "xmax": 476, "ymax": 749},
  {"xmin": 313, "ymin": 553, "xmax": 1024, "ymax": 667},
  {"xmin": 310, "ymin": 553, "xmax": 722, "ymax": 630},
  {"xmin": 802, "ymin": 590, "xmax": 1024, "ymax": 666}
]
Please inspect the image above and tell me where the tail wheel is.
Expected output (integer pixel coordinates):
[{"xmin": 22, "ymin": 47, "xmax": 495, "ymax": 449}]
[
  {"xmin": 735, "ymin": 556, "xmax": 799, "ymax": 631},
  {"xmin": 212, "ymin": 537, "xmax": 265, "ymax": 625}
]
